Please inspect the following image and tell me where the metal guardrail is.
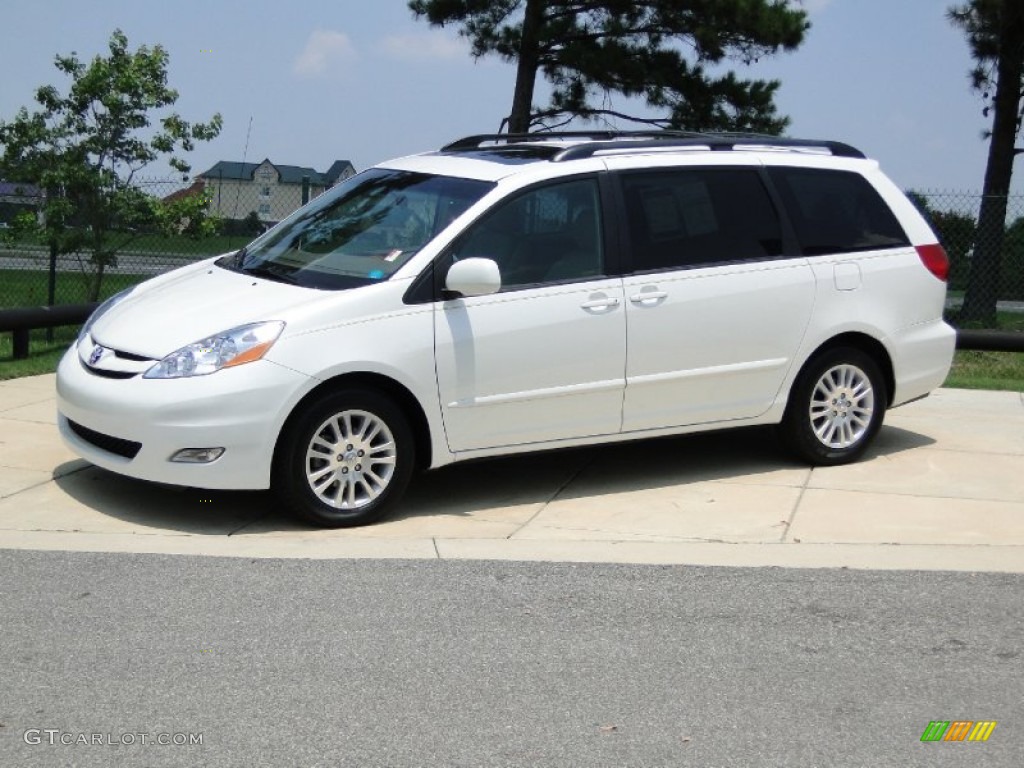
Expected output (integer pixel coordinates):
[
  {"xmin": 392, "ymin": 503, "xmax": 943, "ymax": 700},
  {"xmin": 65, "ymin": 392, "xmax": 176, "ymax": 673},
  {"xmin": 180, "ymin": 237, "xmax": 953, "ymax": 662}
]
[
  {"xmin": 955, "ymin": 329, "xmax": 1024, "ymax": 352},
  {"xmin": 0, "ymin": 303, "xmax": 96, "ymax": 359},
  {"xmin": 1, "ymin": 303, "xmax": 1021, "ymax": 361}
]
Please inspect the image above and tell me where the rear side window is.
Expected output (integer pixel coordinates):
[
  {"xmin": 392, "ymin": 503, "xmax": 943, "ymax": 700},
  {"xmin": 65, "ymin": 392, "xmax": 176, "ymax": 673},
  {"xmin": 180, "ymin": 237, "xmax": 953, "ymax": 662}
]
[
  {"xmin": 620, "ymin": 168, "xmax": 783, "ymax": 272},
  {"xmin": 768, "ymin": 167, "xmax": 909, "ymax": 256}
]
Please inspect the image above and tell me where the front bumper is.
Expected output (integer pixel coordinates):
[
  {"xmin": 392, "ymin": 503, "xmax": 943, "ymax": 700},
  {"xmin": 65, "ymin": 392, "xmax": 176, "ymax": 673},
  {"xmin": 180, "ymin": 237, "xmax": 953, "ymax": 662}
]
[{"xmin": 56, "ymin": 344, "xmax": 310, "ymax": 489}]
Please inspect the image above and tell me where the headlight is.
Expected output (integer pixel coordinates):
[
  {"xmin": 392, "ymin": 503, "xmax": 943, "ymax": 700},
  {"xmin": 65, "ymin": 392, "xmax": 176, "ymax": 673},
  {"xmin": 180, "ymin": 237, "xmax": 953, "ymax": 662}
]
[
  {"xmin": 78, "ymin": 288, "xmax": 133, "ymax": 344},
  {"xmin": 143, "ymin": 321, "xmax": 285, "ymax": 379}
]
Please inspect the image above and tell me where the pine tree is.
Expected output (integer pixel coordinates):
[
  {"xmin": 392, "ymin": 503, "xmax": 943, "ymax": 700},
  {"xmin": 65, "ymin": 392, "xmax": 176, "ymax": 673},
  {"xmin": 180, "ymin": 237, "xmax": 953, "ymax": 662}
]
[
  {"xmin": 409, "ymin": 0, "xmax": 807, "ymax": 134},
  {"xmin": 949, "ymin": 0, "xmax": 1024, "ymax": 325}
]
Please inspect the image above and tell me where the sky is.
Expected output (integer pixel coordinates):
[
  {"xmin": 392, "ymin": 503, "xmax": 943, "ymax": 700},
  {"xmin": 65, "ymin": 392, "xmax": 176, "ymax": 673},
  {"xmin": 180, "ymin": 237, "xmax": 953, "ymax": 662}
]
[{"xmin": 0, "ymin": 0, "xmax": 1020, "ymax": 195}]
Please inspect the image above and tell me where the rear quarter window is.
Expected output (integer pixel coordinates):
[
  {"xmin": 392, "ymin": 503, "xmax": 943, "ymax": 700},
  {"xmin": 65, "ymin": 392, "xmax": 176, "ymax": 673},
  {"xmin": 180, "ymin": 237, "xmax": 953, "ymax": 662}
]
[{"xmin": 768, "ymin": 167, "xmax": 909, "ymax": 256}]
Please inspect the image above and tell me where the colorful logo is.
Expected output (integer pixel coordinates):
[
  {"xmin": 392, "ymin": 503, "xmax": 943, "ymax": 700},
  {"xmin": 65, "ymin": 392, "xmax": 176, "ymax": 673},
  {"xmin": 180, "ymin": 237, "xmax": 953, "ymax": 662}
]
[{"xmin": 920, "ymin": 720, "xmax": 997, "ymax": 742}]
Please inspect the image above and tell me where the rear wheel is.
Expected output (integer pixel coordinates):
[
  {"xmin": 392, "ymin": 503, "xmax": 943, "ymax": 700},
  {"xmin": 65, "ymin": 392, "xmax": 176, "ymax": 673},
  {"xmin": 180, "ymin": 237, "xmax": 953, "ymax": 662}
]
[
  {"xmin": 780, "ymin": 347, "xmax": 887, "ymax": 466},
  {"xmin": 273, "ymin": 389, "xmax": 414, "ymax": 527}
]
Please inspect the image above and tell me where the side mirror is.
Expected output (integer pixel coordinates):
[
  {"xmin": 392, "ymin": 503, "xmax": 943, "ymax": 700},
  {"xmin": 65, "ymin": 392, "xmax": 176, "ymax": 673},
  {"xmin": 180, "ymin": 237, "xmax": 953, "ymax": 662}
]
[{"xmin": 444, "ymin": 257, "xmax": 501, "ymax": 298}]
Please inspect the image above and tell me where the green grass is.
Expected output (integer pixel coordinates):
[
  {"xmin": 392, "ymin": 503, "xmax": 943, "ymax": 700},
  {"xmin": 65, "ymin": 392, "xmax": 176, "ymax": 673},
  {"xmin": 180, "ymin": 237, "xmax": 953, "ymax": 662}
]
[
  {"xmin": 944, "ymin": 350, "xmax": 1024, "ymax": 391},
  {"xmin": 0, "ymin": 327, "xmax": 77, "ymax": 380},
  {"xmin": 0, "ymin": 270, "xmax": 149, "ymax": 309},
  {"xmin": 941, "ymin": 310, "xmax": 1024, "ymax": 390},
  {"xmin": 992, "ymin": 311, "xmax": 1024, "ymax": 332},
  {"xmin": 121, "ymin": 232, "xmax": 246, "ymax": 255},
  {"xmin": 2, "ymin": 232, "xmax": 247, "ymax": 256}
]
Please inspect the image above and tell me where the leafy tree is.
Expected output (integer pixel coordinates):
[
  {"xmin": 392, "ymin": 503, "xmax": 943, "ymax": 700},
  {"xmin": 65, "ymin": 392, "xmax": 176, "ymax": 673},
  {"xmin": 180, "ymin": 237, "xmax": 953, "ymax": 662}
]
[
  {"xmin": 0, "ymin": 29, "xmax": 222, "ymax": 301},
  {"xmin": 948, "ymin": 0, "xmax": 1024, "ymax": 324},
  {"xmin": 154, "ymin": 186, "xmax": 223, "ymax": 240},
  {"xmin": 907, "ymin": 191, "xmax": 980, "ymax": 295},
  {"xmin": 409, "ymin": 0, "xmax": 807, "ymax": 134}
]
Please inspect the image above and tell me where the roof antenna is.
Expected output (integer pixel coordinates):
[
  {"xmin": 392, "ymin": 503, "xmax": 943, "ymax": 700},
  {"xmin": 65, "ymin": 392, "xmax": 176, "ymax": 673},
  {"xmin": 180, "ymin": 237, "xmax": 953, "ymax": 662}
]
[{"xmin": 231, "ymin": 116, "xmax": 253, "ymax": 220}]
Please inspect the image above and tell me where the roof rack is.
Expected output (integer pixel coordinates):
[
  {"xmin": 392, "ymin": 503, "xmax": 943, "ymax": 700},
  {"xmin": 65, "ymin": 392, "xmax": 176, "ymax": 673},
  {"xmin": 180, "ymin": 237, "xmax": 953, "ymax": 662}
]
[{"xmin": 440, "ymin": 131, "xmax": 865, "ymax": 161}]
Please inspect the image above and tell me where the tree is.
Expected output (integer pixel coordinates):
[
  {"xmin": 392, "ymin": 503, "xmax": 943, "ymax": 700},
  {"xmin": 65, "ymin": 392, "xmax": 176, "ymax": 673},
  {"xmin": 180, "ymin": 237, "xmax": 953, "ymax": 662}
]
[
  {"xmin": 948, "ymin": 0, "xmax": 1024, "ymax": 325},
  {"xmin": 907, "ymin": 191, "xmax": 979, "ymax": 295},
  {"xmin": 409, "ymin": 0, "xmax": 807, "ymax": 134},
  {"xmin": 1003, "ymin": 215, "xmax": 1024, "ymax": 300},
  {"xmin": 0, "ymin": 29, "xmax": 222, "ymax": 301}
]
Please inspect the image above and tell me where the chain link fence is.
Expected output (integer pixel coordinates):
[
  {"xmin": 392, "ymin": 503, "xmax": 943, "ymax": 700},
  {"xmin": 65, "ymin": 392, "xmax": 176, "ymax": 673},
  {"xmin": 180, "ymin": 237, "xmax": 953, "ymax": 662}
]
[
  {"xmin": 2, "ymin": 179, "xmax": 1023, "ymax": 324},
  {"xmin": 0, "ymin": 178, "xmax": 278, "ymax": 309},
  {"xmin": 911, "ymin": 190, "xmax": 1024, "ymax": 321},
  {"xmin": 910, "ymin": 190, "xmax": 1024, "ymax": 386}
]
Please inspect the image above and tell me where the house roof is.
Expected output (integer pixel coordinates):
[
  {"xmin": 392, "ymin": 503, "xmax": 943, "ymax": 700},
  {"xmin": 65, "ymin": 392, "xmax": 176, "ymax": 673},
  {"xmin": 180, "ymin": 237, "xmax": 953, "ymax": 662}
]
[
  {"xmin": 198, "ymin": 159, "xmax": 354, "ymax": 186},
  {"xmin": 0, "ymin": 181, "xmax": 41, "ymax": 198},
  {"xmin": 161, "ymin": 180, "xmax": 206, "ymax": 203},
  {"xmin": 324, "ymin": 160, "xmax": 355, "ymax": 184}
]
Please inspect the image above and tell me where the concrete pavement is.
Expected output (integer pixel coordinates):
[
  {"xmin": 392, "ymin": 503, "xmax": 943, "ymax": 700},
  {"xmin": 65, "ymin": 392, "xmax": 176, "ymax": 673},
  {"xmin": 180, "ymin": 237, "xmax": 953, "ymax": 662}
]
[{"xmin": 1, "ymin": 374, "xmax": 1022, "ymax": 572}]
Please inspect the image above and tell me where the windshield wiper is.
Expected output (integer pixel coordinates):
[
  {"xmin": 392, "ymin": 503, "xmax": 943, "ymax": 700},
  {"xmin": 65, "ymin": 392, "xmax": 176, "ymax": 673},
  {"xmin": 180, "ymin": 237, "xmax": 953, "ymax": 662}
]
[
  {"xmin": 243, "ymin": 262, "xmax": 297, "ymax": 285},
  {"xmin": 215, "ymin": 247, "xmax": 247, "ymax": 272}
]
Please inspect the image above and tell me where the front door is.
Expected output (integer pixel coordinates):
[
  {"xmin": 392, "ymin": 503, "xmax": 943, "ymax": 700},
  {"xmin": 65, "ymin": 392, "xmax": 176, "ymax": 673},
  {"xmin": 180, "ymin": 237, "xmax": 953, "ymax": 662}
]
[{"xmin": 433, "ymin": 176, "xmax": 627, "ymax": 452}]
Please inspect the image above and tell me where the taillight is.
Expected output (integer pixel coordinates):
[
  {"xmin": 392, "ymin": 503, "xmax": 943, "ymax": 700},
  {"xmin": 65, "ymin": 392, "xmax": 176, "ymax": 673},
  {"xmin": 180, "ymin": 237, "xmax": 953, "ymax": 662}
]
[{"xmin": 915, "ymin": 243, "xmax": 949, "ymax": 281}]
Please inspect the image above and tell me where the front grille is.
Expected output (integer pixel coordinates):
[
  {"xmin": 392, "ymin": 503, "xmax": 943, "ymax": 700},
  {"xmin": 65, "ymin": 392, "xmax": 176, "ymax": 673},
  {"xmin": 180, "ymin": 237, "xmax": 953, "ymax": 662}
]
[
  {"xmin": 113, "ymin": 349, "xmax": 152, "ymax": 362},
  {"xmin": 80, "ymin": 358, "xmax": 138, "ymax": 379},
  {"xmin": 67, "ymin": 420, "xmax": 142, "ymax": 459},
  {"xmin": 81, "ymin": 342, "xmax": 153, "ymax": 378}
]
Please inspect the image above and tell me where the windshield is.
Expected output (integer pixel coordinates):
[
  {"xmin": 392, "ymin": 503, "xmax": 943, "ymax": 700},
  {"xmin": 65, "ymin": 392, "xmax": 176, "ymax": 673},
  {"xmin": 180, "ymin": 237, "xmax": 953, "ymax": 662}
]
[{"xmin": 216, "ymin": 168, "xmax": 493, "ymax": 290}]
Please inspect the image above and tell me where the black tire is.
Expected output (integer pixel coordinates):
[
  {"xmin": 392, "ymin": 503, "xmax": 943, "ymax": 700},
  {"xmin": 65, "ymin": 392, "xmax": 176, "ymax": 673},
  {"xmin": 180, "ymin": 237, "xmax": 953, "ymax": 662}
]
[
  {"xmin": 779, "ymin": 346, "xmax": 887, "ymax": 466},
  {"xmin": 273, "ymin": 388, "xmax": 415, "ymax": 527}
]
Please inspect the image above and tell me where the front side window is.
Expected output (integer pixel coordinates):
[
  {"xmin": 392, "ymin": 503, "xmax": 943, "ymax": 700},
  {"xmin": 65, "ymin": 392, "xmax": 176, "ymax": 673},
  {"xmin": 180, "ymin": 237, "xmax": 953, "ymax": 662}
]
[
  {"xmin": 768, "ymin": 167, "xmax": 909, "ymax": 256},
  {"xmin": 447, "ymin": 177, "xmax": 604, "ymax": 289},
  {"xmin": 621, "ymin": 168, "xmax": 783, "ymax": 272},
  {"xmin": 218, "ymin": 169, "xmax": 493, "ymax": 290}
]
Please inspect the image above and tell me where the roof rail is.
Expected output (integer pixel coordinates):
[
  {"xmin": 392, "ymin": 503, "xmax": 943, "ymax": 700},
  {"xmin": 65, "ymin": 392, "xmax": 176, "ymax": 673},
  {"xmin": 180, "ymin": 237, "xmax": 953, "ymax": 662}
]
[
  {"xmin": 440, "ymin": 131, "xmax": 865, "ymax": 160},
  {"xmin": 441, "ymin": 130, "xmax": 703, "ymax": 152}
]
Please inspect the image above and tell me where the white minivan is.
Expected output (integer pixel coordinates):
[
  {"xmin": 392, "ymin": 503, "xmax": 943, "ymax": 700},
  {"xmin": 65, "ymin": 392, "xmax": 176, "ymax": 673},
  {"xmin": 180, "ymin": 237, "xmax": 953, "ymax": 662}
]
[{"xmin": 57, "ymin": 132, "xmax": 956, "ymax": 526}]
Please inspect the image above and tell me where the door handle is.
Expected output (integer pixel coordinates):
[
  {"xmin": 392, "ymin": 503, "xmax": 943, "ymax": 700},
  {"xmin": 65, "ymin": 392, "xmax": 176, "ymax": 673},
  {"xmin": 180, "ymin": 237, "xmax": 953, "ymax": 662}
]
[
  {"xmin": 580, "ymin": 297, "xmax": 620, "ymax": 310},
  {"xmin": 629, "ymin": 290, "xmax": 668, "ymax": 303}
]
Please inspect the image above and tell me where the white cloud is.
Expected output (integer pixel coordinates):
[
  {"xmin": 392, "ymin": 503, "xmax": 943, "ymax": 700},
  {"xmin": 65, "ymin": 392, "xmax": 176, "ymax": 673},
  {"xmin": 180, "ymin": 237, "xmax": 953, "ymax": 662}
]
[
  {"xmin": 293, "ymin": 29, "xmax": 356, "ymax": 77},
  {"xmin": 380, "ymin": 32, "xmax": 468, "ymax": 61}
]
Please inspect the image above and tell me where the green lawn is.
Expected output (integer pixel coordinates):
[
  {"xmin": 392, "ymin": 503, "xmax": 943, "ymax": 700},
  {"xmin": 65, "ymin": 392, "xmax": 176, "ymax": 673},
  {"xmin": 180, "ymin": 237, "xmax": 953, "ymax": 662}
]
[
  {"xmin": 121, "ymin": 232, "xmax": 247, "ymax": 255},
  {"xmin": 944, "ymin": 350, "xmax": 1024, "ymax": 391},
  {"xmin": 0, "ymin": 269, "xmax": 149, "ymax": 309},
  {"xmin": 2, "ymin": 232, "xmax": 247, "ymax": 256},
  {"xmin": 0, "ymin": 327, "xmax": 76, "ymax": 380},
  {"xmin": 992, "ymin": 310, "xmax": 1024, "ymax": 332}
]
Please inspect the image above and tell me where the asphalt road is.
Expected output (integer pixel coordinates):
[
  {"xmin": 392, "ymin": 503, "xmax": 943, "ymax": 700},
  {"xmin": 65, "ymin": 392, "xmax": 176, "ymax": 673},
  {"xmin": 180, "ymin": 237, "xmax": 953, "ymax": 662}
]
[{"xmin": 0, "ymin": 552, "xmax": 1021, "ymax": 768}]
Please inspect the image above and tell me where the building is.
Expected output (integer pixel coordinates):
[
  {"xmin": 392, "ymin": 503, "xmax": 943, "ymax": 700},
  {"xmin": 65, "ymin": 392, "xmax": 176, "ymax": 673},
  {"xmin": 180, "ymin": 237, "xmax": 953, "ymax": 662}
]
[
  {"xmin": 197, "ymin": 158, "xmax": 356, "ymax": 224},
  {"xmin": 0, "ymin": 181, "xmax": 42, "ymax": 225}
]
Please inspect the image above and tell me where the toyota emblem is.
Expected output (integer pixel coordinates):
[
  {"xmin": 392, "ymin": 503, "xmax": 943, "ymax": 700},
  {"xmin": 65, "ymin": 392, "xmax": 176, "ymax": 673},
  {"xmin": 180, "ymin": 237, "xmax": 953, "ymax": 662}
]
[{"xmin": 89, "ymin": 345, "xmax": 105, "ymax": 366}]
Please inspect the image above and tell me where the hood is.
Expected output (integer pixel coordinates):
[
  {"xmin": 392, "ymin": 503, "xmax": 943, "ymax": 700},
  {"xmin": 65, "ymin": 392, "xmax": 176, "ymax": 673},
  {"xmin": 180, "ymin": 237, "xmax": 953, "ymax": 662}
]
[{"xmin": 89, "ymin": 262, "xmax": 317, "ymax": 357}]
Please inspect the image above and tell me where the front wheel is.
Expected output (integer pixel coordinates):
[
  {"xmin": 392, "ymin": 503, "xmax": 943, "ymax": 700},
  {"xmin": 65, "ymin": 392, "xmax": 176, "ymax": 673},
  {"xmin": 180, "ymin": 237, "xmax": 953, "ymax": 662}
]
[
  {"xmin": 780, "ymin": 347, "xmax": 887, "ymax": 466},
  {"xmin": 273, "ymin": 389, "xmax": 415, "ymax": 527}
]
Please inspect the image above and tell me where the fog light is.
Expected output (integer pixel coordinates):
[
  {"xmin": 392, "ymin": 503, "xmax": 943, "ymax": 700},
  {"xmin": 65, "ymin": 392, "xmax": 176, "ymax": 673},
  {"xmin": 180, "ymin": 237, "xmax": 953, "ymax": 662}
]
[{"xmin": 170, "ymin": 448, "xmax": 225, "ymax": 464}]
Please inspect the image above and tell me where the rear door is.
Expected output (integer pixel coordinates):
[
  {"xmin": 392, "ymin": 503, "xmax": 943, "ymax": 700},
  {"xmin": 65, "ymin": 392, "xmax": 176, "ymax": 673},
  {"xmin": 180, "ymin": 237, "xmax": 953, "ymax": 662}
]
[{"xmin": 612, "ymin": 161, "xmax": 816, "ymax": 432}]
